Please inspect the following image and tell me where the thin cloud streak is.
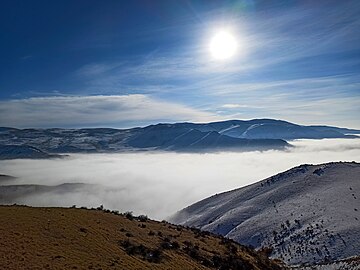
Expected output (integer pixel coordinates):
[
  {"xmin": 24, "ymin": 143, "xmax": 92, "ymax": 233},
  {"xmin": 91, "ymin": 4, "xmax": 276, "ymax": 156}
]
[
  {"xmin": 2, "ymin": 2, "xmax": 359, "ymax": 129},
  {"xmin": 73, "ymin": 2, "xmax": 360, "ymax": 91},
  {"xmin": 216, "ymin": 96, "xmax": 360, "ymax": 129},
  {"xmin": 0, "ymin": 95, "xmax": 219, "ymax": 128},
  {"xmin": 65, "ymin": 3, "xmax": 360, "ymax": 129}
]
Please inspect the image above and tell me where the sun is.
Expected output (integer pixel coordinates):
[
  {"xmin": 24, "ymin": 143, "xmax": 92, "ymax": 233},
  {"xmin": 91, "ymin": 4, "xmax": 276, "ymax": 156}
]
[{"xmin": 209, "ymin": 30, "xmax": 237, "ymax": 60}]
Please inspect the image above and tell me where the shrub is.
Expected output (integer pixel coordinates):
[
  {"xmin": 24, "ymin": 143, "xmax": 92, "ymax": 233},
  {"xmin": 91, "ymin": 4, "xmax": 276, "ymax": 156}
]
[
  {"xmin": 160, "ymin": 241, "xmax": 172, "ymax": 249},
  {"xmin": 259, "ymin": 247, "xmax": 273, "ymax": 257},
  {"xmin": 124, "ymin": 211, "xmax": 133, "ymax": 220},
  {"xmin": 147, "ymin": 248, "xmax": 162, "ymax": 263},
  {"xmin": 201, "ymin": 258, "xmax": 213, "ymax": 267},
  {"xmin": 171, "ymin": 241, "xmax": 180, "ymax": 249},
  {"xmin": 188, "ymin": 248, "xmax": 199, "ymax": 259},
  {"xmin": 183, "ymin": 240, "xmax": 193, "ymax": 248},
  {"xmin": 212, "ymin": 255, "xmax": 222, "ymax": 267},
  {"xmin": 119, "ymin": 240, "xmax": 162, "ymax": 263},
  {"xmin": 137, "ymin": 215, "xmax": 148, "ymax": 222},
  {"xmin": 227, "ymin": 243, "xmax": 238, "ymax": 254},
  {"xmin": 119, "ymin": 239, "xmax": 131, "ymax": 248}
]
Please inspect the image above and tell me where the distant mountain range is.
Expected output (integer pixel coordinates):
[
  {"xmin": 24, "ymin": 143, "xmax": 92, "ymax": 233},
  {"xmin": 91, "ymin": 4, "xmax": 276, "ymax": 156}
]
[
  {"xmin": 0, "ymin": 119, "xmax": 359, "ymax": 159},
  {"xmin": 171, "ymin": 162, "xmax": 360, "ymax": 266}
]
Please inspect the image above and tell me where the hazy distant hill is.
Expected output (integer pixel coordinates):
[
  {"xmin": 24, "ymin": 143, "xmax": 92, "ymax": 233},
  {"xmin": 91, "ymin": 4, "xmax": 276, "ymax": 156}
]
[
  {"xmin": 0, "ymin": 183, "xmax": 94, "ymax": 204},
  {"xmin": 0, "ymin": 144, "xmax": 62, "ymax": 160},
  {"xmin": 0, "ymin": 174, "xmax": 15, "ymax": 184},
  {"xmin": 0, "ymin": 119, "xmax": 358, "ymax": 159},
  {"xmin": 171, "ymin": 162, "xmax": 360, "ymax": 266},
  {"xmin": 0, "ymin": 206, "xmax": 285, "ymax": 270}
]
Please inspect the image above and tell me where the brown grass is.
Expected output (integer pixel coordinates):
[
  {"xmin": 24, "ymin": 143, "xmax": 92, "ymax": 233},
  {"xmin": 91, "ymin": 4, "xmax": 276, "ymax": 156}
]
[{"xmin": 0, "ymin": 205, "xmax": 286, "ymax": 269}]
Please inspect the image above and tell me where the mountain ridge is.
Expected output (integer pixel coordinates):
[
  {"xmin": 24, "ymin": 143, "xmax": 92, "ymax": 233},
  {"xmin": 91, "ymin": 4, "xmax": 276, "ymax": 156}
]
[
  {"xmin": 0, "ymin": 119, "xmax": 358, "ymax": 159},
  {"xmin": 171, "ymin": 162, "xmax": 360, "ymax": 266}
]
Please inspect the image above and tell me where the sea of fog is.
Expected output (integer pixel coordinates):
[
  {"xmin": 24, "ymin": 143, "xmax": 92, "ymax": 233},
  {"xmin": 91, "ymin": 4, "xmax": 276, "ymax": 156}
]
[{"xmin": 1, "ymin": 138, "xmax": 360, "ymax": 220}]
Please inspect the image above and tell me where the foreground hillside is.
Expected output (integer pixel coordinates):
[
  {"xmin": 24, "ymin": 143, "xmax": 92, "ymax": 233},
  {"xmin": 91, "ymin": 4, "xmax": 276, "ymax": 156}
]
[
  {"xmin": 171, "ymin": 162, "xmax": 360, "ymax": 266},
  {"xmin": 0, "ymin": 206, "xmax": 285, "ymax": 270}
]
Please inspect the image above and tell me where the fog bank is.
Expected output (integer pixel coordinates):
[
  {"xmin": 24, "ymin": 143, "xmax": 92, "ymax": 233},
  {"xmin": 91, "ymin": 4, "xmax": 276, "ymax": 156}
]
[{"xmin": 1, "ymin": 138, "xmax": 359, "ymax": 220}]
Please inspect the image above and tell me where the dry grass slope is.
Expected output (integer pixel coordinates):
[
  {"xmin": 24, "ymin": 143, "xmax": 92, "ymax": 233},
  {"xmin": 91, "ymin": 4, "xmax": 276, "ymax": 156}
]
[{"xmin": 0, "ymin": 205, "xmax": 286, "ymax": 270}]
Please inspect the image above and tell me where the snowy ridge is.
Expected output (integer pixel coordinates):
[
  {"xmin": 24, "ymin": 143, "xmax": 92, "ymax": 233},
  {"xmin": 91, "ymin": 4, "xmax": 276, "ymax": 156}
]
[
  {"xmin": 218, "ymin": 124, "xmax": 240, "ymax": 134},
  {"xmin": 171, "ymin": 162, "xmax": 360, "ymax": 266},
  {"xmin": 0, "ymin": 119, "xmax": 358, "ymax": 159}
]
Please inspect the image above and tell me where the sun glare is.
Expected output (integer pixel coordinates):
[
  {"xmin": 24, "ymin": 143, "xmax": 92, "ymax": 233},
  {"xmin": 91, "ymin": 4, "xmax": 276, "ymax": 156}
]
[{"xmin": 209, "ymin": 30, "xmax": 237, "ymax": 60}]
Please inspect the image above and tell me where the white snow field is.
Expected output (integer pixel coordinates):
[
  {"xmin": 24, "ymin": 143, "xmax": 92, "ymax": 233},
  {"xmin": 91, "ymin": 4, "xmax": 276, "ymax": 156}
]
[{"xmin": 171, "ymin": 162, "xmax": 360, "ymax": 266}]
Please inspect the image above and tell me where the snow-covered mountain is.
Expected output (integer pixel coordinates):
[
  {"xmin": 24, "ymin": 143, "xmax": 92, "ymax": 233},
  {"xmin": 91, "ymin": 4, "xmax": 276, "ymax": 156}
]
[
  {"xmin": 166, "ymin": 119, "xmax": 359, "ymax": 139},
  {"xmin": 0, "ymin": 119, "xmax": 358, "ymax": 159},
  {"xmin": 171, "ymin": 162, "xmax": 360, "ymax": 266}
]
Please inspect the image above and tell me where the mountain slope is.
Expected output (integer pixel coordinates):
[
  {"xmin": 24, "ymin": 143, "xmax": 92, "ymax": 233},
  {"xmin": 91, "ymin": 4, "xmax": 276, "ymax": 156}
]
[
  {"xmin": 0, "ymin": 123, "xmax": 289, "ymax": 157},
  {"xmin": 0, "ymin": 206, "xmax": 285, "ymax": 270},
  {"xmin": 171, "ymin": 162, "xmax": 360, "ymax": 266},
  {"xmin": 168, "ymin": 119, "xmax": 359, "ymax": 139},
  {"xmin": 0, "ymin": 119, "xmax": 358, "ymax": 158},
  {"xmin": 127, "ymin": 124, "xmax": 288, "ymax": 151},
  {"xmin": 0, "ymin": 144, "xmax": 62, "ymax": 160}
]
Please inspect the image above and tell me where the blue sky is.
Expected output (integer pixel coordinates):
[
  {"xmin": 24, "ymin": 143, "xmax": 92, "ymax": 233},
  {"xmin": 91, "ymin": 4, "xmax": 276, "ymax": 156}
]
[{"xmin": 0, "ymin": 0, "xmax": 359, "ymax": 128}]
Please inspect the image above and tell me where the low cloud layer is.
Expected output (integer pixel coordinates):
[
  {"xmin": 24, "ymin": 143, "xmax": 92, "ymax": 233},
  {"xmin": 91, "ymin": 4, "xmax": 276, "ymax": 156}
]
[
  {"xmin": 0, "ymin": 95, "xmax": 218, "ymax": 128},
  {"xmin": 1, "ymin": 138, "xmax": 359, "ymax": 220}
]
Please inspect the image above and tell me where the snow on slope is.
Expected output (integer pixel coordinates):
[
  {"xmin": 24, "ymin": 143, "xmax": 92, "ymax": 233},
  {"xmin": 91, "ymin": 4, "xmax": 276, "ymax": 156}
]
[
  {"xmin": 293, "ymin": 255, "xmax": 360, "ymax": 269},
  {"xmin": 0, "ymin": 125, "xmax": 289, "ymax": 156},
  {"xmin": 171, "ymin": 162, "xmax": 360, "ymax": 266}
]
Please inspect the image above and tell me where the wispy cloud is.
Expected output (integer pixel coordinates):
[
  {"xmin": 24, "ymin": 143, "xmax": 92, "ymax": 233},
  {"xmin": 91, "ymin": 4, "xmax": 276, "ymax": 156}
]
[
  {"xmin": 216, "ymin": 95, "xmax": 360, "ymax": 129},
  {"xmin": 221, "ymin": 104, "xmax": 251, "ymax": 109},
  {"xmin": 199, "ymin": 74, "xmax": 360, "ymax": 128},
  {"xmin": 0, "ymin": 95, "xmax": 219, "ymax": 128},
  {"xmin": 75, "ymin": 63, "xmax": 123, "ymax": 77},
  {"xmin": 5, "ymin": 2, "xmax": 359, "ymax": 129},
  {"xmin": 71, "ymin": 2, "xmax": 360, "ymax": 100},
  {"xmin": 207, "ymin": 75, "xmax": 360, "ymax": 97}
]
